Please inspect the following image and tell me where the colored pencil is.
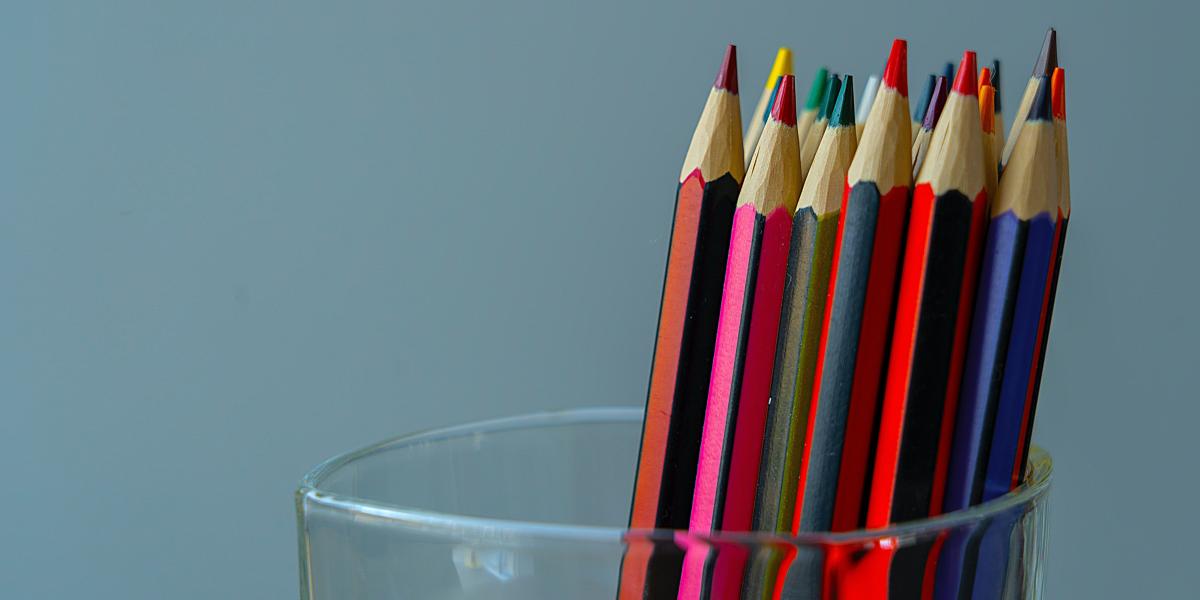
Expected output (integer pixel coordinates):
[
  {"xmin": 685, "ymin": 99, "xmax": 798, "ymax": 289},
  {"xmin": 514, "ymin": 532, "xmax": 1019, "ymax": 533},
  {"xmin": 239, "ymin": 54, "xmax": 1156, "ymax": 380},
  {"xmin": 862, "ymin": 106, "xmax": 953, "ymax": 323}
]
[
  {"xmin": 1001, "ymin": 28, "xmax": 1056, "ymax": 169},
  {"xmin": 679, "ymin": 76, "xmax": 802, "ymax": 600},
  {"xmin": 797, "ymin": 67, "xmax": 831, "ymax": 153},
  {"xmin": 980, "ymin": 77, "xmax": 1059, "ymax": 503},
  {"xmin": 955, "ymin": 69, "xmax": 1069, "ymax": 600},
  {"xmin": 754, "ymin": 75, "xmax": 857, "ymax": 536},
  {"xmin": 745, "ymin": 48, "xmax": 794, "ymax": 166},
  {"xmin": 856, "ymin": 75, "xmax": 880, "ymax": 140},
  {"xmin": 799, "ymin": 74, "xmax": 841, "ymax": 178},
  {"xmin": 910, "ymin": 75, "xmax": 949, "ymax": 178},
  {"xmin": 867, "ymin": 51, "xmax": 988, "ymax": 597},
  {"xmin": 941, "ymin": 61, "xmax": 955, "ymax": 83},
  {"xmin": 621, "ymin": 45, "xmax": 743, "ymax": 600},
  {"xmin": 940, "ymin": 73, "xmax": 1057, "ymax": 526},
  {"xmin": 953, "ymin": 75, "xmax": 1059, "ymax": 600},
  {"xmin": 981, "ymin": 61, "xmax": 1006, "ymax": 171},
  {"xmin": 923, "ymin": 80, "xmax": 996, "ymax": 600},
  {"xmin": 1012, "ymin": 66, "xmax": 1070, "ymax": 484},
  {"xmin": 742, "ymin": 76, "xmax": 858, "ymax": 600},
  {"xmin": 795, "ymin": 38, "xmax": 911, "ymax": 535},
  {"xmin": 979, "ymin": 84, "xmax": 999, "ymax": 201},
  {"xmin": 911, "ymin": 74, "xmax": 936, "ymax": 145}
]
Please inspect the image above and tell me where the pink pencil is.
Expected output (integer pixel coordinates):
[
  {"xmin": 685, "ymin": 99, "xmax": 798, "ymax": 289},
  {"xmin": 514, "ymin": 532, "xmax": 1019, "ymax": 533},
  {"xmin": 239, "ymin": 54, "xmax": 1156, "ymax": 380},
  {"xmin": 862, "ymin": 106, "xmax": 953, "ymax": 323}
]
[{"xmin": 679, "ymin": 75, "xmax": 803, "ymax": 600}]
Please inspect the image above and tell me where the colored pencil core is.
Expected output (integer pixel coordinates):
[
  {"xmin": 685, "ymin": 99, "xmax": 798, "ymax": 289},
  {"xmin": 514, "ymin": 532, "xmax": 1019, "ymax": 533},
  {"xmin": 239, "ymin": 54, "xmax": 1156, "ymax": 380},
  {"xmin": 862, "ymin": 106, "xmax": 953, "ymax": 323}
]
[
  {"xmin": 883, "ymin": 39, "xmax": 909, "ymax": 96},
  {"xmin": 714, "ymin": 44, "xmax": 739, "ymax": 94},
  {"xmin": 772, "ymin": 74, "xmax": 798, "ymax": 127}
]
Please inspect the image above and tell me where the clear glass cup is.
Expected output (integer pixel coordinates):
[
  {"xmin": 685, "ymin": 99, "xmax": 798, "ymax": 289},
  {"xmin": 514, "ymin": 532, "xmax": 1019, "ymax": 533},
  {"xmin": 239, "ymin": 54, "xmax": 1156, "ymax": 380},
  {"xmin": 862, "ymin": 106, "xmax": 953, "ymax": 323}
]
[{"xmin": 295, "ymin": 407, "xmax": 1050, "ymax": 599}]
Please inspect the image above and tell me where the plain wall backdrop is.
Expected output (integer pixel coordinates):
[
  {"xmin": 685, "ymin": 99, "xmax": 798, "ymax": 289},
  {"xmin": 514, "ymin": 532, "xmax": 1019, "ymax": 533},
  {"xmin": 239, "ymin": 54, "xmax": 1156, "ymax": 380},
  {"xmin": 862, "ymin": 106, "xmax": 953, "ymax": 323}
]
[{"xmin": 1, "ymin": 1, "xmax": 1190, "ymax": 597}]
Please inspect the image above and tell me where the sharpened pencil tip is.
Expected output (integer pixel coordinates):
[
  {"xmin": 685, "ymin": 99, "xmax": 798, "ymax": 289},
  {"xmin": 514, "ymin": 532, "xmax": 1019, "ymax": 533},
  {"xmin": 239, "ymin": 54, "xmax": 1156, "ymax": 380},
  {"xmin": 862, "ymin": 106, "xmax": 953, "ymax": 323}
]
[
  {"xmin": 980, "ymin": 67, "xmax": 993, "ymax": 89},
  {"xmin": 831, "ymin": 75, "xmax": 856, "ymax": 127},
  {"xmin": 953, "ymin": 51, "xmax": 978, "ymax": 96},
  {"xmin": 980, "ymin": 85, "xmax": 996, "ymax": 133},
  {"xmin": 882, "ymin": 39, "xmax": 909, "ymax": 96},
  {"xmin": 923, "ymin": 76, "xmax": 949, "ymax": 130},
  {"xmin": 943, "ymin": 62, "xmax": 955, "ymax": 83},
  {"xmin": 1034, "ymin": 28, "xmax": 1058, "ymax": 77},
  {"xmin": 766, "ymin": 48, "xmax": 794, "ymax": 90},
  {"xmin": 761, "ymin": 76, "xmax": 784, "ymax": 123},
  {"xmin": 771, "ymin": 74, "xmax": 798, "ymax": 127},
  {"xmin": 1027, "ymin": 75, "xmax": 1053, "ymax": 122},
  {"xmin": 714, "ymin": 45, "xmax": 739, "ymax": 94},
  {"xmin": 1051, "ymin": 67, "xmax": 1066, "ymax": 120},
  {"xmin": 822, "ymin": 75, "xmax": 843, "ymax": 121},
  {"xmin": 804, "ymin": 67, "xmax": 830, "ymax": 111}
]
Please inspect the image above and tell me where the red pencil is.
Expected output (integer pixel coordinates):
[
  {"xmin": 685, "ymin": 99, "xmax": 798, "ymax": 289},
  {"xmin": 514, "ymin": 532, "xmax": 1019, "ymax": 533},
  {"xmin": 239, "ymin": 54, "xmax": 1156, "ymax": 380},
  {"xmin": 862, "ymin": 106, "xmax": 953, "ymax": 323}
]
[{"xmin": 868, "ymin": 51, "xmax": 989, "ymax": 597}]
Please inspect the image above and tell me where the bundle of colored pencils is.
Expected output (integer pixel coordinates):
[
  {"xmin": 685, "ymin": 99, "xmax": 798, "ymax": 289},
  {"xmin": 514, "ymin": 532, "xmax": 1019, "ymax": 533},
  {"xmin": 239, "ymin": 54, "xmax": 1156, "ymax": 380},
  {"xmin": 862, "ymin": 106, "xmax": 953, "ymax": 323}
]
[{"xmin": 624, "ymin": 27, "xmax": 1070, "ymax": 599}]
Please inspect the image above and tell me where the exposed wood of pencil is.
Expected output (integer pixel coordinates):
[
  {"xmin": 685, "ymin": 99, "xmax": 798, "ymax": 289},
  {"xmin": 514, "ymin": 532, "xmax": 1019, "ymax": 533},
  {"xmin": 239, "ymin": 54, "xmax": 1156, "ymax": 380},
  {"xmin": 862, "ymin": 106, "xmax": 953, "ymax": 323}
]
[
  {"xmin": 679, "ymin": 76, "xmax": 801, "ymax": 600},
  {"xmin": 795, "ymin": 38, "xmax": 911, "ymax": 535},
  {"xmin": 1001, "ymin": 28, "xmax": 1056, "ymax": 169},
  {"xmin": 745, "ymin": 48, "xmax": 794, "ymax": 166},
  {"xmin": 621, "ymin": 45, "xmax": 743, "ymax": 600}
]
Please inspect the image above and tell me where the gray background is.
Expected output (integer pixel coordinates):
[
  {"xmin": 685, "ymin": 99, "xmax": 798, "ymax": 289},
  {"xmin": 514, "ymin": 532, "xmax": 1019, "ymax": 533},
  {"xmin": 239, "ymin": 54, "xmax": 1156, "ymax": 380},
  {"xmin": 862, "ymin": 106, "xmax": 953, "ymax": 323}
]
[{"xmin": 2, "ymin": 1, "xmax": 1188, "ymax": 597}]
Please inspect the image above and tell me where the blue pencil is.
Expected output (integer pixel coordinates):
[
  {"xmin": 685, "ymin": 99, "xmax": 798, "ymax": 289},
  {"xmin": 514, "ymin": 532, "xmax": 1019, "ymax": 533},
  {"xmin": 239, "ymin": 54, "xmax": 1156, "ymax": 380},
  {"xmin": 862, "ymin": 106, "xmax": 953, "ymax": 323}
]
[{"xmin": 935, "ymin": 76, "xmax": 1058, "ymax": 600}]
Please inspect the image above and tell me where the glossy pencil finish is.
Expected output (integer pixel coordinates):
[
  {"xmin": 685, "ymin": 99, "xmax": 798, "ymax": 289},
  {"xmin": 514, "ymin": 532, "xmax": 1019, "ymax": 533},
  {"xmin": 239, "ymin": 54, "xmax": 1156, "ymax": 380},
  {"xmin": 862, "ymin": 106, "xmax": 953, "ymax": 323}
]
[
  {"xmin": 745, "ymin": 48, "xmax": 794, "ymax": 165},
  {"xmin": 622, "ymin": 46, "xmax": 744, "ymax": 600},
  {"xmin": 911, "ymin": 75, "xmax": 949, "ymax": 178},
  {"xmin": 856, "ymin": 75, "xmax": 880, "ymax": 140},
  {"xmin": 796, "ymin": 39, "xmax": 911, "ymax": 535},
  {"xmin": 1014, "ymin": 67, "xmax": 1070, "ymax": 484},
  {"xmin": 1001, "ymin": 28, "xmax": 1056, "ymax": 169},
  {"xmin": 754, "ymin": 77, "xmax": 856, "ymax": 536},
  {"xmin": 800, "ymin": 74, "xmax": 841, "ymax": 178},
  {"xmin": 679, "ymin": 77, "xmax": 802, "ymax": 600}
]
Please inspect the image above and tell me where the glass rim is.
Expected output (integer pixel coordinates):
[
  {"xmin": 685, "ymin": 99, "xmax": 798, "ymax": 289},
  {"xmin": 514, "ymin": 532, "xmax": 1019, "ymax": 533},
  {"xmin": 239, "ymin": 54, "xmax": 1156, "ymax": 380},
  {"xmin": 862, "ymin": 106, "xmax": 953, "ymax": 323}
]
[{"xmin": 297, "ymin": 407, "xmax": 1052, "ymax": 546}]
